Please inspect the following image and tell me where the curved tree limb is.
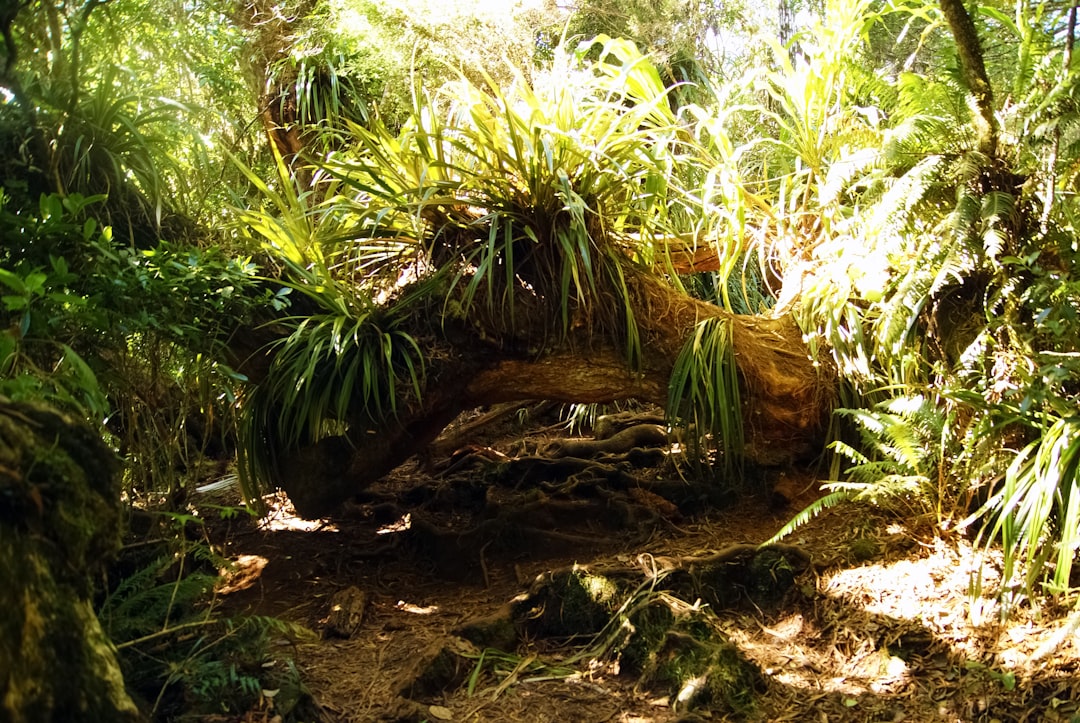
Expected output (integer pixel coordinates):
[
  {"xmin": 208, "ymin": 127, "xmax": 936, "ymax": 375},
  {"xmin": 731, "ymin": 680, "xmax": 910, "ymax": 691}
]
[
  {"xmin": 265, "ymin": 274, "xmax": 834, "ymax": 518},
  {"xmin": 938, "ymin": 0, "xmax": 998, "ymax": 157}
]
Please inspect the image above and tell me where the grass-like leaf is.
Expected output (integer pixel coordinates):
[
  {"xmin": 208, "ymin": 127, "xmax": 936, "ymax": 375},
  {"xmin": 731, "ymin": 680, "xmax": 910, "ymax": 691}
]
[{"xmin": 667, "ymin": 316, "xmax": 743, "ymax": 473}]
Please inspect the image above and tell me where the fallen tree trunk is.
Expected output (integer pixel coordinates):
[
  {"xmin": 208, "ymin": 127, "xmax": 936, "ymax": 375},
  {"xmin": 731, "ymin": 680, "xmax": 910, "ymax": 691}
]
[{"xmin": 265, "ymin": 273, "xmax": 834, "ymax": 518}]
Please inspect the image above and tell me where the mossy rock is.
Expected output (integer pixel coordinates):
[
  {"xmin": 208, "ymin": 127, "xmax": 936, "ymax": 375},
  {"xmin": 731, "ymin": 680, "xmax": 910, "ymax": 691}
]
[
  {"xmin": 457, "ymin": 608, "xmax": 519, "ymax": 651},
  {"xmin": 684, "ymin": 545, "xmax": 809, "ymax": 609},
  {"xmin": 640, "ymin": 630, "xmax": 763, "ymax": 714},
  {"xmin": 397, "ymin": 639, "xmax": 478, "ymax": 700},
  {"xmin": 513, "ymin": 566, "xmax": 624, "ymax": 638},
  {"xmin": 615, "ymin": 599, "xmax": 676, "ymax": 674},
  {"xmin": 0, "ymin": 399, "xmax": 139, "ymax": 722},
  {"xmin": 454, "ymin": 545, "xmax": 809, "ymax": 715}
]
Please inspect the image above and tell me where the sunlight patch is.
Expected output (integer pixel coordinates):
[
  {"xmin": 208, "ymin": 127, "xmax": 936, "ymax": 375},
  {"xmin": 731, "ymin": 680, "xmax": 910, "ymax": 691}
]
[
  {"xmin": 377, "ymin": 512, "xmax": 412, "ymax": 535},
  {"xmin": 823, "ymin": 538, "xmax": 994, "ymax": 642},
  {"xmin": 258, "ymin": 491, "xmax": 338, "ymax": 532},
  {"xmin": 218, "ymin": 554, "xmax": 269, "ymax": 594},
  {"xmin": 396, "ymin": 600, "xmax": 438, "ymax": 615}
]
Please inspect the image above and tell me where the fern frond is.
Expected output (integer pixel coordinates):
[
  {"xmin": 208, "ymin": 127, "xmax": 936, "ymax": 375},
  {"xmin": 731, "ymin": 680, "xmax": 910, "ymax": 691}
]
[
  {"xmin": 764, "ymin": 489, "xmax": 858, "ymax": 544},
  {"xmin": 99, "ymin": 556, "xmax": 217, "ymax": 641}
]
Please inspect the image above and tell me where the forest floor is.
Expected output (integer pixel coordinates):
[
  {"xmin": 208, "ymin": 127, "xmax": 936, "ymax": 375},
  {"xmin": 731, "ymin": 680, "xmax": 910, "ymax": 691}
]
[{"xmin": 207, "ymin": 406, "xmax": 1080, "ymax": 723}]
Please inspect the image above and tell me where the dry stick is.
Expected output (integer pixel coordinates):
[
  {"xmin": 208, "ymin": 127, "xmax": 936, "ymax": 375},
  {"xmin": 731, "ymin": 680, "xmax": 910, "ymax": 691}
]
[
  {"xmin": 116, "ymin": 617, "xmax": 218, "ymax": 650},
  {"xmin": 489, "ymin": 654, "xmax": 537, "ymax": 699},
  {"xmin": 479, "ymin": 539, "xmax": 494, "ymax": 589}
]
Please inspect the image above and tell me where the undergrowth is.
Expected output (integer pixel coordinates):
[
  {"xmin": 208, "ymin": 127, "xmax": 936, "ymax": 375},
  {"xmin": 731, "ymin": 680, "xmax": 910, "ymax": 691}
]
[{"xmin": 99, "ymin": 511, "xmax": 315, "ymax": 721}]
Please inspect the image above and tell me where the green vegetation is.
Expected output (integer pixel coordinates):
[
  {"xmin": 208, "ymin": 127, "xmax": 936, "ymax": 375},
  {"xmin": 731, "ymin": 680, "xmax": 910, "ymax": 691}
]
[
  {"xmin": 98, "ymin": 515, "xmax": 313, "ymax": 720},
  {"xmin": 3, "ymin": 0, "xmax": 1080, "ymax": 716}
]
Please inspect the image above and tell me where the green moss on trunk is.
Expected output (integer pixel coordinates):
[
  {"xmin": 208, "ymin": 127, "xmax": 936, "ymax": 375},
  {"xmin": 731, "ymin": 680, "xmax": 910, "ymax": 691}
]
[{"xmin": 0, "ymin": 399, "xmax": 140, "ymax": 722}]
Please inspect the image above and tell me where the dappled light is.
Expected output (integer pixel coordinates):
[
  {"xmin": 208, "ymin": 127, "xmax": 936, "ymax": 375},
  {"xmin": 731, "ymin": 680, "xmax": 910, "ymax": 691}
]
[
  {"xmin": 258, "ymin": 491, "xmax": 339, "ymax": 533},
  {"xmin": 217, "ymin": 554, "xmax": 270, "ymax": 594},
  {"xmin": 377, "ymin": 513, "xmax": 412, "ymax": 535},
  {"xmin": 4, "ymin": 0, "xmax": 1080, "ymax": 720},
  {"xmin": 394, "ymin": 600, "xmax": 439, "ymax": 615}
]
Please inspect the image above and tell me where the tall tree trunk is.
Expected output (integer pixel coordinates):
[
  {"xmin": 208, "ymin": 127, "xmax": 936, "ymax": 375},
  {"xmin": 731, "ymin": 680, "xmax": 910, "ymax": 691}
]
[
  {"xmin": 0, "ymin": 401, "xmax": 139, "ymax": 723},
  {"xmin": 938, "ymin": 0, "xmax": 998, "ymax": 157},
  {"xmin": 235, "ymin": 0, "xmax": 313, "ymax": 178},
  {"xmin": 1042, "ymin": 5, "xmax": 1077, "ymax": 232}
]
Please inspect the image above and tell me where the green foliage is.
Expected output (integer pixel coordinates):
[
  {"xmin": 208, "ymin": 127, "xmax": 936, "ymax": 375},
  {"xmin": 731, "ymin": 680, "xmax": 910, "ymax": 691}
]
[
  {"xmin": 768, "ymin": 395, "xmax": 950, "ymax": 543},
  {"xmin": 8, "ymin": 0, "xmax": 1080, "ymax": 622},
  {"xmin": 764, "ymin": 0, "xmax": 1080, "ymax": 607},
  {"xmin": 2, "ymin": 0, "xmax": 261, "ymax": 232},
  {"xmin": 970, "ymin": 416, "xmax": 1080, "ymax": 603},
  {"xmin": 556, "ymin": 0, "xmax": 744, "ymax": 94},
  {"xmin": 0, "ymin": 189, "xmax": 265, "ymax": 504},
  {"xmin": 0, "ymin": 192, "xmax": 110, "ymax": 417},
  {"xmin": 667, "ymin": 316, "xmax": 742, "ymax": 472},
  {"xmin": 229, "ymin": 35, "xmax": 760, "ymax": 497},
  {"xmin": 313, "ymin": 35, "xmax": 693, "ymax": 365},
  {"xmin": 829, "ymin": 397, "xmax": 945, "ymax": 508},
  {"xmin": 235, "ymin": 294, "xmax": 426, "ymax": 503},
  {"xmin": 99, "ymin": 514, "xmax": 312, "ymax": 720},
  {"xmin": 230, "ymin": 151, "xmax": 427, "ymax": 501}
]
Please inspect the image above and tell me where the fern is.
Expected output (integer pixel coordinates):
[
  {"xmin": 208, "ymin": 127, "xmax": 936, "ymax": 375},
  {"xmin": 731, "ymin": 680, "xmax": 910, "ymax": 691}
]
[
  {"xmin": 99, "ymin": 551, "xmax": 217, "ymax": 642},
  {"xmin": 765, "ymin": 489, "xmax": 857, "ymax": 544},
  {"xmin": 100, "ymin": 546, "xmax": 314, "ymax": 720},
  {"xmin": 769, "ymin": 396, "xmax": 948, "ymax": 542}
]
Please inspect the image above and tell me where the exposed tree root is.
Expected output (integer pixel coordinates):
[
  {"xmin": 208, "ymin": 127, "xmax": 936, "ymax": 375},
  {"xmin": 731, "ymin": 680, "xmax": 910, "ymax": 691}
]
[{"xmin": 543, "ymin": 423, "xmax": 669, "ymax": 458}]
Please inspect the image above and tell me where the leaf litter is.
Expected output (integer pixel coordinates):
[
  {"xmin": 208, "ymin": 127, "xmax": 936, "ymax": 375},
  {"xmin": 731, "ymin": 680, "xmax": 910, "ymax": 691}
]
[{"xmin": 209, "ymin": 412, "xmax": 1080, "ymax": 723}]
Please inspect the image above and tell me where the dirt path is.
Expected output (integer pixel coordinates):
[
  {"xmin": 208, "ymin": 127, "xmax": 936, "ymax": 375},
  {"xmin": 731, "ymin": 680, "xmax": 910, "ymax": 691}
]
[{"xmin": 211, "ymin": 417, "xmax": 1080, "ymax": 723}]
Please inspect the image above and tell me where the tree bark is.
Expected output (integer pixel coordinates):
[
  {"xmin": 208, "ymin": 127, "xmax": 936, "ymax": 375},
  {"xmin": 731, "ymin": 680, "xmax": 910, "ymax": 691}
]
[
  {"xmin": 0, "ymin": 401, "xmax": 140, "ymax": 723},
  {"xmin": 938, "ymin": 0, "xmax": 998, "ymax": 157},
  {"xmin": 234, "ymin": 0, "xmax": 314, "ymax": 180},
  {"xmin": 273, "ymin": 273, "xmax": 834, "ymax": 518}
]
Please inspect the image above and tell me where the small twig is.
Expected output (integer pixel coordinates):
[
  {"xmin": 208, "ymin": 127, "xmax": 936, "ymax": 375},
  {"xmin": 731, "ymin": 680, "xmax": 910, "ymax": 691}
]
[
  {"xmin": 479, "ymin": 539, "xmax": 493, "ymax": 589},
  {"xmin": 116, "ymin": 617, "xmax": 217, "ymax": 650}
]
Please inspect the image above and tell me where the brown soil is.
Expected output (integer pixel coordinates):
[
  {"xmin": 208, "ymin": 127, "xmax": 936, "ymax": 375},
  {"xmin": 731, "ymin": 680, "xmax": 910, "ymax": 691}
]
[{"xmin": 207, "ymin": 408, "xmax": 1080, "ymax": 723}]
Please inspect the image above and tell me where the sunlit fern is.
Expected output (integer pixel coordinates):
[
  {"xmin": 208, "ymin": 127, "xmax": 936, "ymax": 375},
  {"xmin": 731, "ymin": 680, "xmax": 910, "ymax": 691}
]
[{"xmin": 767, "ymin": 395, "xmax": 947, "ymax": 543}]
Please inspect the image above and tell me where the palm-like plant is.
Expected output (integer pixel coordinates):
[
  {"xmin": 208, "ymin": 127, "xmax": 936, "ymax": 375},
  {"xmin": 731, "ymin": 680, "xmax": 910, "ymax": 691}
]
[
  {"xmin": 316, "ymin": 36, "xmax": 700, "ymax": 362},
  {"xmin": 969, "ymin": 415, "xmax": 1080, "ymax": 602},
  {"xmin": 232, "ymin": 37, "xmax": 769, "ymax": 498},
  {"xmin": 228, "ymin": 148, "xmax": 427, "ymax": 500}
]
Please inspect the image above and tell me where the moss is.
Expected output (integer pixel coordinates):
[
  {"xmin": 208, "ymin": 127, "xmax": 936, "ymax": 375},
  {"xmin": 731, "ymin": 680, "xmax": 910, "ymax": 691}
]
[
  {"xmin": 0, "ymin": 400, "xmax": 138, "ymax": 722},
  {"xmin": 457, "ymin": 609, "xmax": 519, "ymax": 650},
  {"xmin": 688, "ymin": 547, "xmax": 804, "ymax": 610},
  {"xmin": 514, "ymin": 567, "xmax": 623, "ymax": 638},
  {"xmin": 618, "ymin": 601, "xmax": 675, "ymax": 674},
  {"xmin": 849, "ymin": 537, "xmax": 880, "ymax": 561},
  {"xmin": 746, "ymin": 548, "xmax": 799, "ymax": 603},
  {"xmin": 480, "ymin": 554, "xmax": 772, "ymax": 716},
  {"xmin": 642, "ymin": 630, "xmax": 762, "ymax": 715}
]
